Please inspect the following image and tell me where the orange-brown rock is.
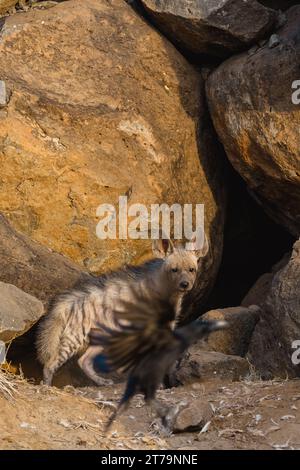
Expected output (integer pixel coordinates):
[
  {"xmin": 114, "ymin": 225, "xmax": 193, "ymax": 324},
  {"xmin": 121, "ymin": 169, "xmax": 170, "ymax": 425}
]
[
  {"xmin": 201, "ymin": 305, "xmax": 260, "ymax": 357},
  {"xmin": 0, "ymin": 0, "xmax": 225, "ymax": 309},
  {"xmin": 0, "ymin": 1, "xmax": 17, "ymax": 15},
  {"xmin": 0, "ymin": 214, "xmax": 88, "ymax": 305}
]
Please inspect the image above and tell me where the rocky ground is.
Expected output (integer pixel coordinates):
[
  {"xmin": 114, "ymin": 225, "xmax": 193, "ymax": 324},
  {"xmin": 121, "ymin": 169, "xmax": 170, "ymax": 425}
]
[{"xmin": 1, "ymin": 372, "xmax": 300, "ymax": 450}]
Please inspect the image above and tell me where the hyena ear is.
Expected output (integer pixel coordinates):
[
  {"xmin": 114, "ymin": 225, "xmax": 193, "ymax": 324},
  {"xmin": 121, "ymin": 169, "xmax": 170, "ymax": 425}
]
[
  {"xmin": 188, "ymin": 233, "xmax": 209, "ymax": 260},
  {"xmin": 152, "ymin": 238, "xmax": 175, "ymax": 258}
]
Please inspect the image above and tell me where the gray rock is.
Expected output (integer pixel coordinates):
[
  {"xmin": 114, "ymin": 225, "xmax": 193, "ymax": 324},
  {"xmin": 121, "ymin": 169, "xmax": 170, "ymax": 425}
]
[
  {"xmin": 0, "ymin": 80, "xmax": 8, "ymax": 107},
  {"xmin": 201, "ymin": 305, "xmax": 260, "ymax": 357},
  {"xmin": 268, "ymin": 33, "xmax": 281, "ymax": 48},
  {"xmin": 139, "ymin": 0, "xmax": 277, "ymax": 58},
  {"xmin": 0, "ymin": 281, "xmax": 44, "ymax": 343},
  {"xmin": 0, "ymin": 340, "xmax": 5, "ymax": 363},
  {"xmin": 248, "ymin": 239, "xmax": 300, "ymax": 378},
  {"xmin": 173, "ymin": 400, "xmax": 214, "ymax": 433}
]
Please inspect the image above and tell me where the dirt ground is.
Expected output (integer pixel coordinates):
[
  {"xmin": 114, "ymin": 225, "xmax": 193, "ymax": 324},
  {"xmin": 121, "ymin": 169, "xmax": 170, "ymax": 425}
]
[{"xmin": 1, "ymin": 374, "xmax": 300, "ymax": 450}]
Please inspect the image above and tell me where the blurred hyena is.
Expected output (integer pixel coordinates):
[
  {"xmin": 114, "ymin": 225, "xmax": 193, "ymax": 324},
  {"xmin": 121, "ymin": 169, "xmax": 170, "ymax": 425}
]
[{"xmin": 36, "ymin": 237, "xmax": 209, "ymax": 385}]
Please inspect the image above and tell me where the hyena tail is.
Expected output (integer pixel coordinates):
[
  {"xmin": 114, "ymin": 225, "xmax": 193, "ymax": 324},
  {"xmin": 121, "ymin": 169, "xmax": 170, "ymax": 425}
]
[{"xmin": 36, "ymin": 291, "xmax": 89, "ymax": 386}]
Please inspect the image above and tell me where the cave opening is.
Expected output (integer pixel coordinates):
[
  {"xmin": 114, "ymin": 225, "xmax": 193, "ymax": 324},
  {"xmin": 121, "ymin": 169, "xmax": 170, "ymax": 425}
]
[{"xmin": 201, "ymin": 163, "xmax": 295, "ymax": 315}]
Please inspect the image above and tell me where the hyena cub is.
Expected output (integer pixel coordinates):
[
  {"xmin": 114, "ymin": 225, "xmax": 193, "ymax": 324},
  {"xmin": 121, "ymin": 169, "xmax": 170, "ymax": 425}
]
[{"xmin": 36, "ymin": 237, "xmax": 209, "ymax": 385}]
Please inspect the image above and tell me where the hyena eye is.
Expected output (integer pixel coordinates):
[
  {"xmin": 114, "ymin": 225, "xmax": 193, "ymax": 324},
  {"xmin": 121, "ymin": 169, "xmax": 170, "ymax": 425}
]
[
  {"xmin": 171, "ymin": 268, "xmax": 178, "ymax": 273},
  {"xmin": 189, "ymin": 268, "xmax": 195, "ymax": 272}
]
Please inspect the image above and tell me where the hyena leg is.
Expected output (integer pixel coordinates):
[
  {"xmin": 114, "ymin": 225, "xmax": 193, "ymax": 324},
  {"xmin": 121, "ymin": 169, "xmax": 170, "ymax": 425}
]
[
  {"xmin": 43, "ymin": 360, "xmax": 63, "ymax": 386},
  {"xmin": 149, "ymin": 398, "xmax": 170, "ymax": 419},
  {"xmin": 43, "ymin": 337, "xmax": 84, "ymax": 385},
  {"xmin": 43, "ymin": 366, "xmax": 55, "ymax": 386},
  {"xmin": 78, "ymin": 346, "xmax": 113, "ymax": 386},
  {"xmin": 163, "ymin": 351, "xmax": 189, "ymax": 388}
]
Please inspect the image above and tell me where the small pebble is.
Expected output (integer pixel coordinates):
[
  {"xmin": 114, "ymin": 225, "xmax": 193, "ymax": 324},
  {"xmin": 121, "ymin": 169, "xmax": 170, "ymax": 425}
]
[{"xmin": 268, "ymin": 34, "xmax": 281, "ymax": 49}]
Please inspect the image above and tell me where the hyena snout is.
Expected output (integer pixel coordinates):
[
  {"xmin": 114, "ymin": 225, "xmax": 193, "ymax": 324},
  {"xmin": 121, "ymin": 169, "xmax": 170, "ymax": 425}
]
[
  {"xmin": 179, "ymin": 280, "xmax": 189, "ymax": 290},
  {"xmin": 178, "ymin": 274, "xmax": 196, "ymax": 292}
]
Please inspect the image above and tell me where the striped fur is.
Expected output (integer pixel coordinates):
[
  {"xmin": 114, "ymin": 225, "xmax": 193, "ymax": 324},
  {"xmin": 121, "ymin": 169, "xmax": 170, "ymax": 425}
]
[{"xmin": 36, "ymin": 238, "xmax": 209, "ymax": 385}]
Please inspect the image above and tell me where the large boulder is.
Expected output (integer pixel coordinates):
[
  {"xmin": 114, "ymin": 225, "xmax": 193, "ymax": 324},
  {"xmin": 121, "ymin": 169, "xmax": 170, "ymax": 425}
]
[
  {"xmin": 206, "ymin": 6, "xmax": 300, "ymax": 236},
  {"xmin": 201, "ymin": 305, "xmax": 260, "ymax": 357},
  {"xmin": 0, "ymin": 214, "xmax": 87, "ymax": 305},
  {"xmin": 0, "ymin": 0, "xmax": 225, "ymax": 310},
  {"xmin": 0, "ymin": 281, "xmax": 44, "ymax": 343},
  {"xmin": 139, "ymin": 0, "xmax": 277, "ymax": 59},
  {"xmin": 175, "ymin": 348, "xmax": 250, "ymax": 384},
  {"xmin": 247, "ymin": 239, "xmax": 300, "ymax": 378}
]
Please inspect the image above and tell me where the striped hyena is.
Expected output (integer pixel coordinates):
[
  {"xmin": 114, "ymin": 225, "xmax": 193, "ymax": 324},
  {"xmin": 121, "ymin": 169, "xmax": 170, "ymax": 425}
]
[{"xmin": 36, "ymin": 237, "xmax": 209, "ymax": 385}]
